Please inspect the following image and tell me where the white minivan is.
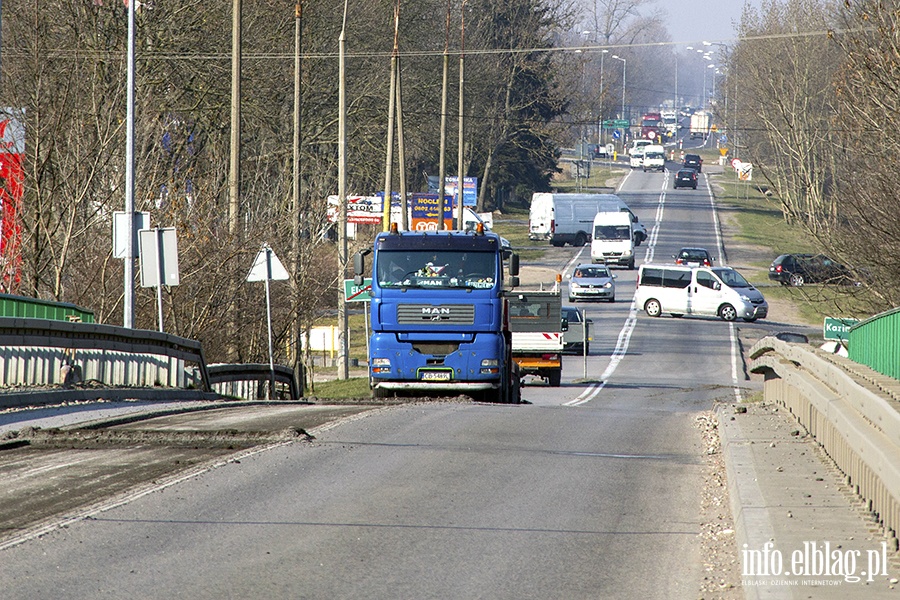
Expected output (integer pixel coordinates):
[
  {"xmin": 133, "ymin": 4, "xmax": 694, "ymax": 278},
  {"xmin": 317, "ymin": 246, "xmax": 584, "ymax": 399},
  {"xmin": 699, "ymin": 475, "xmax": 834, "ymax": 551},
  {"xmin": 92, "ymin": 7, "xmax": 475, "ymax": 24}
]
[
  {"xmin": 591, "ymin": 211, "xmax": 635, "ymax": 269},
  {"xmin": 634, "ymin": 264, "xmax": 768, "ymax": 322}
]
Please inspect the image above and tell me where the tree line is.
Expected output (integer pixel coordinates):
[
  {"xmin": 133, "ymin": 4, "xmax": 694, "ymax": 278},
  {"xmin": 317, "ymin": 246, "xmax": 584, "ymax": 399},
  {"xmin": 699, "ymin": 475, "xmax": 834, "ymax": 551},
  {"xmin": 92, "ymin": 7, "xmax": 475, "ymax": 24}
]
[{"xmin": 725, "ymin": 0, "xmax": 899, "ymax": 311}]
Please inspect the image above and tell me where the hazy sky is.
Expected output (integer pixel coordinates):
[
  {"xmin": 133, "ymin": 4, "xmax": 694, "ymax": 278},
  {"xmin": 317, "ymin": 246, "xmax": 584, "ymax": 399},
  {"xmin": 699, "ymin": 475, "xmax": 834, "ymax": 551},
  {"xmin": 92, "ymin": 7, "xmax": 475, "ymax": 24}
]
[{"xmin": 663, "ymin": 0, "xmax": 758, "ymax": 46}]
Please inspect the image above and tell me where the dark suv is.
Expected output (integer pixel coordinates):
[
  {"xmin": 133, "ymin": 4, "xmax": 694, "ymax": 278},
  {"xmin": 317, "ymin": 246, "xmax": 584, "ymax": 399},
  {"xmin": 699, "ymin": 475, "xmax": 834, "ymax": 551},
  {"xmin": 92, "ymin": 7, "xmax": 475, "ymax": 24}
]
[
  {"xmin": 768, "ymin": 254, "xmax": 855, "ymax": 287},
  {"xmin": 683, "ymin": 154, "xmax": 702, "ymax": 172}
]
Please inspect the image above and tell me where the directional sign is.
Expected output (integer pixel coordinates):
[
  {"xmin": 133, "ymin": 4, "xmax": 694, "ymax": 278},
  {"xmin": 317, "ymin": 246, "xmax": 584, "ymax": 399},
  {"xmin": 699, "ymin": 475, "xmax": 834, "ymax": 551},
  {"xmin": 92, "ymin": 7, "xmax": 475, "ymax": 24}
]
[
  {"xmin": 823, "ymin": 317, "xmax": 859, "ymax": 341},
  {"xmin": 602, "ymin": 119, "xmax": 630, "ymax": 128},
  {"xmin": 344, "ymin": 278, "xmax": 372, "ymax": 302}
]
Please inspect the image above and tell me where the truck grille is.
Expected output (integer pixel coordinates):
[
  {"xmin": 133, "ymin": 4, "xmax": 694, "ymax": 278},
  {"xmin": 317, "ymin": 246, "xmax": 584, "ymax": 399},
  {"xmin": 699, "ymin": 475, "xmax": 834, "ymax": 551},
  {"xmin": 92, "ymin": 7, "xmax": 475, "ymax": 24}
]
[{"xmin": 397, "ymin": 304, "xmax": 475, "ymax": 325}]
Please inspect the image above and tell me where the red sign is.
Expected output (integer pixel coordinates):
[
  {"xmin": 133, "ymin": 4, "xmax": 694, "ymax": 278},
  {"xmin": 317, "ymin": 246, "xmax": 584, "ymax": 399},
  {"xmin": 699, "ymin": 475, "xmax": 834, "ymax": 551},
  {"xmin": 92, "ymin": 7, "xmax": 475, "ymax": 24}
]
[{"xmin": 0, "ymin": 110, "xmax": 25, "ymax": 292}]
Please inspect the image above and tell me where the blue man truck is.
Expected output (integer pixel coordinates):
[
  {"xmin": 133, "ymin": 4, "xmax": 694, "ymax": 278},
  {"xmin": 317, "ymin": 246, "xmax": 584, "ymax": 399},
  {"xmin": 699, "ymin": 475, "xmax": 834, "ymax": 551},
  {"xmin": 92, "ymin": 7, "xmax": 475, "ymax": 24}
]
[{"xmin": 353, "ymin": 225, "xmax": 521, "ymax": 403}]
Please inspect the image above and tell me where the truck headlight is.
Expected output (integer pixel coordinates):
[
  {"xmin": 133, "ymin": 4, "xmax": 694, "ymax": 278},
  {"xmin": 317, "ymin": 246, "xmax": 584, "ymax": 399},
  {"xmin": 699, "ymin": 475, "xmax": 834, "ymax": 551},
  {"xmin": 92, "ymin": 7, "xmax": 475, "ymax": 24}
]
[
  {"xmin": 480, "ymin": 358, "xmax": 499, "ymax": 374},
  {"xmin": 372, "ymin": 357, "xmax": 391, "ymax": 373}
]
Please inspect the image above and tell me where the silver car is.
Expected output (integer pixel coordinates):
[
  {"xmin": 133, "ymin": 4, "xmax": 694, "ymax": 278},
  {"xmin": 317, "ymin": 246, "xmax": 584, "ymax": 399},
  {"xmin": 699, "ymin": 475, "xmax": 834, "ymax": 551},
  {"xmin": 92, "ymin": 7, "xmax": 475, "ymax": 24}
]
[{"xmin": 567, "ymin": 264, "xmax": 617, "ymax": 302}]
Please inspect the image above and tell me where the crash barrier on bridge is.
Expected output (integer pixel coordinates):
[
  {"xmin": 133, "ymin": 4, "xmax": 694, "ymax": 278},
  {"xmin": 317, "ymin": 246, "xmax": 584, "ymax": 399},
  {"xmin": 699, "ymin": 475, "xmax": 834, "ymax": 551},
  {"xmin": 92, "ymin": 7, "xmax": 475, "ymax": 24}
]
[
  {"xmin": 207, "ymin": 363, "xmax": 302, "ymax": 401},
  {"xmin": 750, "ymin": 335, "xmax": 900, "ymax": 548},
  {"xmin": 0, "ymin": 317, "xmax": 210, "ymax": 393},
  {"xmin": 850, "ymin": 306, "xmax": 900, "ymax": 382}
]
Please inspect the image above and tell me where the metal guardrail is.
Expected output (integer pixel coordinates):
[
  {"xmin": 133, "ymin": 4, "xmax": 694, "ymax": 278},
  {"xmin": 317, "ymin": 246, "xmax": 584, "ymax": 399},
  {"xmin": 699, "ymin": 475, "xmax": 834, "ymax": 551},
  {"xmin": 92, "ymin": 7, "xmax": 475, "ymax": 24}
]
[
  {"xmin": 208, "ymin": 363, "xmax": 301, "ymax": 400},
  {"xmin": 0, "ymin": 318, "xmax": 303, "ymax": 404},
  {"xmin": 750, "ymin": 335, "xmax": 900, "ymax": 547},
  {"xmin": 0, "ymin": 317, "xmax": 210, "ymax": 390}
]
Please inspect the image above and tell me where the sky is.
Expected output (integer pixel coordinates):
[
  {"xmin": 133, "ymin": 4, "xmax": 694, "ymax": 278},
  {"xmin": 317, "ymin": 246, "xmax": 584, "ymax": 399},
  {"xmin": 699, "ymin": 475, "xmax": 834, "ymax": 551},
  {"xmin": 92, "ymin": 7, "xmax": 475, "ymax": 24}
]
[{"xmin": 662, "ymin": 0, "xmax": 760, "ymax": 46}]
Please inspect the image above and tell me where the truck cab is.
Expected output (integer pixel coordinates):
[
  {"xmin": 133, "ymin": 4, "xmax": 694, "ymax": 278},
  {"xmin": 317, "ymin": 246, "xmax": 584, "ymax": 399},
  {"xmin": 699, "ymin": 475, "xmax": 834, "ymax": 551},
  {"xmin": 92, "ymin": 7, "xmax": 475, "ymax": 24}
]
[{"xmin": 356, "ymin": 226, "xmax": 521, "ymax": 403}]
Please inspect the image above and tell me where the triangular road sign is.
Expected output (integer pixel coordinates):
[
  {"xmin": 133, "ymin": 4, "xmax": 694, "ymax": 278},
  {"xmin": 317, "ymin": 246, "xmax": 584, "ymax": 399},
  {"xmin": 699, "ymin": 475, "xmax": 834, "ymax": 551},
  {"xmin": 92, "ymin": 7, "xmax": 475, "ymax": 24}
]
[{"xmin": 247, "ymin": 244, "xmax": 290, "ymax": 282}]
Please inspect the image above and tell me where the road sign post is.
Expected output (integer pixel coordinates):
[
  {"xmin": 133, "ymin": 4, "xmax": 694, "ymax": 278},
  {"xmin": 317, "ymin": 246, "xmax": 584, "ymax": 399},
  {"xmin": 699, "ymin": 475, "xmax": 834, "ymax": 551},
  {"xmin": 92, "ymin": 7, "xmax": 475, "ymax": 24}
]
[
  {"xmin": 247, "ymin": 244, "xmax": 290, "ymax": 399},
  {"xmin": 344, "ymin": 278, "xmax": 372, "ymax": 361},
  {"xmin": 139, "ymin": 227, "xmax": 180, "ymax": 333}
]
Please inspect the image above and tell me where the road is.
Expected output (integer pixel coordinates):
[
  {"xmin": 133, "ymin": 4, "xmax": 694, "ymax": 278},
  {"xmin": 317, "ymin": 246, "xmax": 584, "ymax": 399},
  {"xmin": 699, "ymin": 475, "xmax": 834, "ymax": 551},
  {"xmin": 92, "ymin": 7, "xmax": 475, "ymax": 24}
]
[{"xmin": 0, "ymin": 162, "xmax": 753, "ymax": 598}]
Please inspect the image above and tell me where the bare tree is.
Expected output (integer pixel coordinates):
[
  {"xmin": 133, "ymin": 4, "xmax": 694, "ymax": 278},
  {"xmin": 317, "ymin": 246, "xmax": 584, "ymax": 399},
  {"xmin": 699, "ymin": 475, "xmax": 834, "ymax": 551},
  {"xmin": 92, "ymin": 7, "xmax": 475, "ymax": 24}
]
[{"xmin": 729, "ymin": 0, "xmax": 842, "ymax": 235}]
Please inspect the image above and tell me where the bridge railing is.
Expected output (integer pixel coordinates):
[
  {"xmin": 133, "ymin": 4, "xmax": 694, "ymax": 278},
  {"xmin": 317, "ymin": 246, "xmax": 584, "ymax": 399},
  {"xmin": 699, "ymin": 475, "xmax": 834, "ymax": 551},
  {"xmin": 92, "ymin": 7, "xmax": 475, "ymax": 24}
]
[
  {"xmin": 207, "ymin": 363, "xmax": 302, "ymax": 400},
  {"xmin": 850, "ymin": 306, "xmax": 900, "ymax": 382},
  {"xmin": 0, "ymin": 318, "xmax": 303, "ymax": 405},
  {"xmin": 0, "ymin": 317, "xmax": 209, "ymax": 391},
  {"xmin": 750, "ymin": 335, "xmax": 900, "ymax": 548}
]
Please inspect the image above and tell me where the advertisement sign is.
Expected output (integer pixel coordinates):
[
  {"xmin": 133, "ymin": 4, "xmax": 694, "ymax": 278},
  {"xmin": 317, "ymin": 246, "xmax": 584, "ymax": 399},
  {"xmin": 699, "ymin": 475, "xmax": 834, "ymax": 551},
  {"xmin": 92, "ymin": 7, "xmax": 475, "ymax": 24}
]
[
  {"xmin": 326, "ymin": 195, "xmax": 384, "ymax": 225},
  {"xmin": 409, "ymin": 193, "xmax": 453, "ymax": 231},
  {"xmin": 327, "ymin": 193, "xmax": 462, "ymax": 230},
  {"xmin": 443, "ymin": 176, "xmax": 477, "ymax": 207}
]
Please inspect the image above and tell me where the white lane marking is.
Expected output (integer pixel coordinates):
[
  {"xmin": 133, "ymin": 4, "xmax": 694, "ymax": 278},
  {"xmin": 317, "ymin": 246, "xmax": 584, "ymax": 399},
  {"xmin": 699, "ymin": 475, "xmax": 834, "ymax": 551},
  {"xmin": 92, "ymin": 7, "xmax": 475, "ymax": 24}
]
[
  {"xmin": 702, "ymin": 171, "xmax": 745, "ymax": 403},
  {"xmin": 565, "ymin": 171, "xmax": 667, "ymax": 406}
]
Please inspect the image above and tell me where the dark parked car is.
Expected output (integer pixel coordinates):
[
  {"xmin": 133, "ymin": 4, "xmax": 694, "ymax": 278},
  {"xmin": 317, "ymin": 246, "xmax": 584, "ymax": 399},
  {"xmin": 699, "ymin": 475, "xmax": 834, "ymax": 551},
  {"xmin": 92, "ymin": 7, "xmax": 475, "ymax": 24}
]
[
  {"xmin": 768, "ymin": 254, "xmax": 857, "ymax": 287},
  {"xmin": 674, "ymin": 247, "xmax": 713, "ymax": 267},
  {"xmin": 683, "ymin": 153, "xmax": 703, "ymax": 172},
  {"xmin": 673, "ymin": 169, "xmax": 698, "ymax": 189}
]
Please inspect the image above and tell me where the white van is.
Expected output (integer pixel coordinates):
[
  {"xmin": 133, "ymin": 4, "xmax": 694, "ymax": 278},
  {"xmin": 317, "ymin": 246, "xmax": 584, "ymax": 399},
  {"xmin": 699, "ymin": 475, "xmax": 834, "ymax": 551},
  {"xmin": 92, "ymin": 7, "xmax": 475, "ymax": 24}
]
[
  {"xmin": 529, "ymin": 193, "xmax": 645, "ymax": 247},
  {"xmin": 641, "ymin": 144, "xmax": 665, "ymax": 172},
  {"xmin": 628, "ymin": 139, "xmax": 652, "ymax": 169},
  {"xmin": 634, "ymin": 264, "xmax": 769, "ymax": 322},
  {"xmin": 629, "ymin": 139, "xmax": 653, "ymax": 155},
  {"xmin": 590, "ymin": 211, "xmax": 635, "ymax": 269}
]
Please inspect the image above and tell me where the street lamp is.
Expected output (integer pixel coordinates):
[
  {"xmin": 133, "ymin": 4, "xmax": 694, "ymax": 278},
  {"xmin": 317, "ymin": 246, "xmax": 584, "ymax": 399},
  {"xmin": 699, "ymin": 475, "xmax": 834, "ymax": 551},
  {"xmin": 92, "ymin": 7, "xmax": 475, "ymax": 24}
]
[
  {"xmin": 598, "ymin": 48, "xmax": 608, "ymax": 143},
  {"xmin": 611, "ymin": 54, "xmax": 626, "ymax": 120},
  {"xmin": 611, "ymin": 54, "xmax": 627, "ymax": 149}
]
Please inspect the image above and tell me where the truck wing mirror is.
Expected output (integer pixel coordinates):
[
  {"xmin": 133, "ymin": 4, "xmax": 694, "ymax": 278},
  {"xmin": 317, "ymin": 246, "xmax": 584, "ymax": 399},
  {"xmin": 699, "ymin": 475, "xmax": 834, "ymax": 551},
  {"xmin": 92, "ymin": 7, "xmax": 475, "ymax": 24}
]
[
  {"xmin": 508, "ymin": 253, "xmax": 520, "ymax": 277},
  {"xmin": 560, "ymin": 318, "xmax": 569, "ymax": 331},
  {"xmin": 353, "ymin": 252, "xmax": 366, "ymax": 286}
]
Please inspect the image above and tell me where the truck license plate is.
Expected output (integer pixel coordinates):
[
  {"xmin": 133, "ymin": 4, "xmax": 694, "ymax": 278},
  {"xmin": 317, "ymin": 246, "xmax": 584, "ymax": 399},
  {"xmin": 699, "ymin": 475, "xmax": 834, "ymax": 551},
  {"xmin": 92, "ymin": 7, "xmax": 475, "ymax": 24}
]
[{"xmin": 421, "ymin": 370, "xmax": 451, "ymax": 381}]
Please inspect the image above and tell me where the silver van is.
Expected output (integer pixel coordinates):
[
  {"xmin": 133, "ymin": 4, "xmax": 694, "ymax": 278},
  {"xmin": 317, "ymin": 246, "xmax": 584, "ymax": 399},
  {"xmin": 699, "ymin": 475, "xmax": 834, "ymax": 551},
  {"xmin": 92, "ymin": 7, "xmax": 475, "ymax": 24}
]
[{"xmin": 634, "ymin": 264, "xmax": 768, "ymax": 322}]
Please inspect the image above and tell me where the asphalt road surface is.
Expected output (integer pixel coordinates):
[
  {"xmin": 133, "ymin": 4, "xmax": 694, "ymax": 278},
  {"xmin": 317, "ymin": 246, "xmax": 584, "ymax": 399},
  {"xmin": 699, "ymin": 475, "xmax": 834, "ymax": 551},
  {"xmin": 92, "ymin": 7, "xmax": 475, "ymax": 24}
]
[{"xmin": 0, "ymin": 163, "xmax": 761, "ymax": 599}]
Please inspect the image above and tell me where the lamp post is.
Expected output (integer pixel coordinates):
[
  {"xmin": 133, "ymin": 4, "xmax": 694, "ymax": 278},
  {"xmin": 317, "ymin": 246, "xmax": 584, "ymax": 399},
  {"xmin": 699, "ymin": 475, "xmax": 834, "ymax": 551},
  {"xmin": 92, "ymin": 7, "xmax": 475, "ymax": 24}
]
[
  {"xmin": 599, "ymin": 48, "xmax": 608, "ymax": 143},
  {"xmin": 703, "ymin": 41, "xmax": 732, "ymax": 144},
  {"xmin": 611, "ymin": 54, "xmax": 626, "ymax": 119},
  {"xmin": 611, "ymin": 55, "xmax": 626, "ymax": 148}
]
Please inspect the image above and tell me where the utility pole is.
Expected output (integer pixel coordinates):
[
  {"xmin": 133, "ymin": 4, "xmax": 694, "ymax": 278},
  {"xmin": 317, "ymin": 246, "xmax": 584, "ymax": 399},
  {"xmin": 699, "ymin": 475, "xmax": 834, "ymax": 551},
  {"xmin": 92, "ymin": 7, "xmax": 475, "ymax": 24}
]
[
  {"xmin": 291, "ymin": 1, "xmax": 304, "ymax": 395},
  {"xmin": 229, "ymin": 0, "xmax": 241, "ymax": 236},
  {"xmin": 123, "ymin": 0, "xmax": 135, "ymax": 328},
  {"xmin": 455, "ymin": 0, "xmax": 467, "ymax": 229},
  {"xmin": 437, "ymin": 1, "xmax": 451, "ymax": 230},
  {"xmin": 337, "ymin": 0, "xmax": 349, "ymax": 380}
]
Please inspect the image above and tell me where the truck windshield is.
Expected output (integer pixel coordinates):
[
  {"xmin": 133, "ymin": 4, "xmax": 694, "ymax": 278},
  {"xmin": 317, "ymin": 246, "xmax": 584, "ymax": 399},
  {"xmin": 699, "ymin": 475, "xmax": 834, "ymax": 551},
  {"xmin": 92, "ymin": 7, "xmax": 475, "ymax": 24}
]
[
  {"xmin": 377, "ymin": 250, "xmax": 496, "ymax": 289},
  {"xmin": 594, "ymin": 225, "xmax": 631, "ymax": 241}
]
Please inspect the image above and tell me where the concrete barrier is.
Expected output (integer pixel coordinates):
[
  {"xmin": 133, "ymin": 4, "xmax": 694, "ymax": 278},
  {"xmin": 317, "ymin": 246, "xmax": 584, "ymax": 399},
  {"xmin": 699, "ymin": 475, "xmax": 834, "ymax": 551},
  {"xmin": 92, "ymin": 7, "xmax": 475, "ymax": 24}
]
[{"xmin": 750, "ymin": 336, "xmax": 900, "ymax": 548}]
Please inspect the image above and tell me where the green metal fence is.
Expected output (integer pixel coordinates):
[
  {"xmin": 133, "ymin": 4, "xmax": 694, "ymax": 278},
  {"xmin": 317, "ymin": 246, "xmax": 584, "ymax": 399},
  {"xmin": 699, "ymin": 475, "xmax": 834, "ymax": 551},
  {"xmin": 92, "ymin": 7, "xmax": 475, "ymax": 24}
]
[
  {"xmin": 849, "ymin": 306, "xmax": 900, "ymax": 381},
  {"xmin": 0, "ymin": 294, "xmax": 95, "ymax": 323}
]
